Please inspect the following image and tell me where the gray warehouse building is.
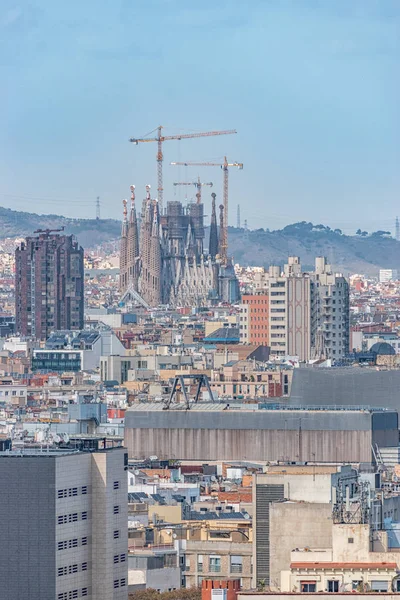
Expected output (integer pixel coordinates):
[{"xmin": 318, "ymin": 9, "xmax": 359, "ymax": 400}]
[
  {"xmin": 124, "ymin": 403, "xmax": 398, "ymax": 463},
  {"xmin": 290, "ymin": 367, "xmax": 400, "ymax": 412}
]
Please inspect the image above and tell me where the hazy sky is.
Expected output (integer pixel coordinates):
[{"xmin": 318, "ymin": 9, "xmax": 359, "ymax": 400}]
[{"xmin": 1, "ymin": 0, "xmax": 399, "ymax": 233}]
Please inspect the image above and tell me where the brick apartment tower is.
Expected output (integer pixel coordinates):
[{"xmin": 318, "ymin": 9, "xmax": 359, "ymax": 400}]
[
  {"xmin": 15, "ymin": 230, "xmax": 84, "ymax": 340},
  {"xmin": 242, "ymin": 293, "xmax": 270, "ymax": 345}
]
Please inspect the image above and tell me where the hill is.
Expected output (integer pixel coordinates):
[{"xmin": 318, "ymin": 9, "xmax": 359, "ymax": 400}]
[
  {"xmin": 0, "ymin": 207, "xmax": 398, "ymax": 274},
  {"xmin": 0, "ymin": 206, "xmax": 121, "ymax": 248},
  {"xmin": 229, "ymin": 222, "xmax": 399, "ymax": 276}
]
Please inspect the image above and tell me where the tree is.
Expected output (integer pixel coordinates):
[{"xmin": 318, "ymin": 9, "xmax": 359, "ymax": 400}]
[
  {"xmin": 129, "ymin": 588, "xmax": 201, "ymax": 600},
  {"xmin": 356, "ymin": 229, "xmax": 362, "ymax": 235}
]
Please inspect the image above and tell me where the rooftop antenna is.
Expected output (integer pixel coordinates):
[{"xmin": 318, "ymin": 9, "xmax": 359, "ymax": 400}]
[
  {"xmin": 96, "ymin": 196, "xmax": 101, "ymax": 220},
  {"xmin": 396, "ymin": 216, "xmax": 399, "ymax": 242},
  {"xmin": 237, "ymin": 204, "xmax": 241, "ymax": 229}
]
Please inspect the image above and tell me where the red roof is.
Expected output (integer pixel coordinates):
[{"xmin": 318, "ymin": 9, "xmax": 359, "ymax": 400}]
[{"xmin": 291, "ymin": 562, "xmax": 397, "ymax": 570}]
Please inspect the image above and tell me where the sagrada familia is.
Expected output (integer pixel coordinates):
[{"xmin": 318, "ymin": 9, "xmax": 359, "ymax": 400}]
[{"xmin": 119, "ymin": 185, "xmax": 239, "ymax": 308}]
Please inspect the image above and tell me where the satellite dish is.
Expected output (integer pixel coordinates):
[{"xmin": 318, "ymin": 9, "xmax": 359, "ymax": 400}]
[
  {"xmin": 243, "ymin": 513, "xmax": 250, "ymax": 520},
  {"xmin": 165, "ymin": 530, "xmax": 172, "ymax": 535},
  {"xmin": 134, "ymin": 470, "xmax": 140, "ymax": 475},
  {"xmin": 172, "ymin": 533, "xmax": 177, "ymax": 539},
  {"xmin": 149, "ymin": 456, "xmax": 158, "ymax": 461}
]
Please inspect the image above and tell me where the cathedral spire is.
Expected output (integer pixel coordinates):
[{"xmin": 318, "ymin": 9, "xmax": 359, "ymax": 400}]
[{"xmin": 209, "ymin": 192, "xmax": 218, "ymax": 260}]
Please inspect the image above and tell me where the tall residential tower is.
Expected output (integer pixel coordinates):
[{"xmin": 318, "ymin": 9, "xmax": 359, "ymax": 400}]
[{"xmin": 15, "ymin": 229, "xmax": 84, "ymax": 340}]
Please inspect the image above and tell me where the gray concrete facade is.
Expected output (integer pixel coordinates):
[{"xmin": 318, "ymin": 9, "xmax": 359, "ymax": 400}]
[{"xmin": 124, "ymin": 404, "xmax": 398, "ymax": 463}]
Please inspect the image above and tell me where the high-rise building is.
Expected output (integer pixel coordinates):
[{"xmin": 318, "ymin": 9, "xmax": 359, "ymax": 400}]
[
  {"xmin": 243, "ymin": 257, "xmax": 349, "ymax": 361},
  {"xmin": 0, "ymin": 446, "xmax": 128, "ymax": 600},
  {"xmin": 312, "ymin": 257, "xmax": 350, "ymax": 361},
  {"xmin": 241, "ymin": 293, "xmax": 269, "ymax": 345},
  {"xmin": 15, "ymin": 230, "xmax": 84, "ymax": 340}
]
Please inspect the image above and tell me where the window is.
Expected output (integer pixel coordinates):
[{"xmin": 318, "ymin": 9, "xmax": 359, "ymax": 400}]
[
  {"xmin": 58, "ymin": 515, "xmax": 67, "ymax": 525},
  {"xmin": 81, "ymin": 511, "xmax": 88, "ymax": 520},
  {"xmin": 68, "ymin": 564, "xmax": 78, "ymax": 574},
  {"xmin": 81, "ymin": 536, "xmax": 88, "ymax": 546},
  {"xmin": 113, "ymin": 481, "xmax": 120, "ymax": 490},
  {"xmin": 301, "ymin": 582, "xmax": 316, "ymax": 592},
  {"xmin": 69, "ymin": 539, "xmax": 78, "ymax": 548},
  {"xmin": 58, "ymin": 594, "xmax": 67, "ymax": 600},
  {"xmin": 230, "ymin": 555, "xmax": 243, "ymax": 574},
  {"xmin": 120, "ymin": 553, "xmax": 126, "ymax": 562},
  {"xmin": 82, "ymin": 589, "xmax": 88, "ymax": 598},
  {"xmin": 121, "ymin": 579, "xmax": 126, "ymax": 587},
  {"xmin": 58, "ymin": 489, "xmax": 66, "ymax": 499},
  {"xmin": 69, "ymin": 487, "xmax": 78, "ymax": 497},
  {"xmin": 371, "ymin": 581, "xmax": 388, "ymax": 592},
  {"xmin": 81, "ymin": 562, "xmax": 88, "ymax": 571},
  {"xmin": 114, "ymin": 580, "xmax": 120, "ymax": 589},
  {"xmin": 113, "ymin": 505, "xmax": 120, "ymax": 514},
  {"xmin": 114, "ymin": 530, "xmax": 120, "ymax": 539},
  {"xmin": 58, "ymin": 541, "xmax": 66, "ymax": 550},
  {"xmin": 327, "ymin": 580, "xmax": 339, "ymax": 593},
  {"xmin": 348, "ymin": 537, "xmax": 354, "ymax": 543},
  {"xmin": 81, "ymin": 485, "xmax": 88, "ymax": 495},
  {"xmin": 58, "ymin": 567, "xmax": 67, "ymax": 577},
  {"xmin": 68, "ymin": 592, "xmax": 78, "ymax": 600},
  {"xmin": 197, "ymin": 555, "xmax": 203, "ymax": 572},
  {"xmin": 209, "ymin": 556, "xmax": 221, "ymax": 573}
]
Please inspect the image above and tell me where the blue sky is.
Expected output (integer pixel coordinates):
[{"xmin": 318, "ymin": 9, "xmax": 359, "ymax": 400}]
[{"xmin": 1, "ymin": 0, "xmax": 399, "ymax": 233}]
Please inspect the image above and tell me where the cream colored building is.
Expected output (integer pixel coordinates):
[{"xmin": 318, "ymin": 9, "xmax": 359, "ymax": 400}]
[{"xmin": 280, "ymin": 523, "xmax": 400, "ymax": 593}]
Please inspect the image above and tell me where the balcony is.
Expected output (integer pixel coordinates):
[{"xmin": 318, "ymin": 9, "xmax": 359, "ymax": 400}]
[
  {"xmin": 230, "ymin": 564, "xmax": 243, "ymax": 574},
  {"xmin": 209, "ymin": 565, "xmax": 221, "ymax": 573}
]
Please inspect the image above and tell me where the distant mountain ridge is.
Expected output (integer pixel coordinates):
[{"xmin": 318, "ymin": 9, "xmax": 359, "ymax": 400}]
[
  {"xmin": 0, "ymin": 206, "xmax": 398, "ymax": 274},
  {"xmin": 229, "ymin": 222, "xmax": 399, "ymax": 275},
  {"xmin": 0, "ymin": 205, "xmax": 121, "ymax": 248}
]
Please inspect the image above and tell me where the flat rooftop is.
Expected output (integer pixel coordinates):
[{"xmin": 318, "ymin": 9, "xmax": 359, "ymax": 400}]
[{"xmin": 128, "ymin": 402, "xmax": 390, "ymax": 414}]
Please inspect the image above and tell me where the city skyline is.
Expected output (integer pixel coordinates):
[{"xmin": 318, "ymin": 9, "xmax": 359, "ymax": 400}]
[{"xmin": 1, "ymin": 0, "xmax": 399, "ymax": 232}]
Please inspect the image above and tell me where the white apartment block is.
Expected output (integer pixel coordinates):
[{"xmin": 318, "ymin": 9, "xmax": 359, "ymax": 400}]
[
  {"xmin": 0, "ymin": 446, "xmax": 128, "ymax": 600},
  {"xmin": 238, "ymin": 304, "xmax": 249, "ymax": 344},
  {"xmin": 379, "ymin": 269, "xmax": 398, "ymax": 283}
]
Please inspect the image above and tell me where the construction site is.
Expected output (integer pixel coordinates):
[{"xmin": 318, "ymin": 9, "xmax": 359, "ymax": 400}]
[{"xmin": 119, "ymin": 126, "xmax": 241, "ymax": 308}]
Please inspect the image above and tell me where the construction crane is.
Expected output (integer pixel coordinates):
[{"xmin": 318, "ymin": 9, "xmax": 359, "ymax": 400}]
[
  {"xmin": 170, "ymin": 157, "xmax": 243, "ymax": 263},
  {"xmin": 173, "ymin": 177, "xmax": 213, "ymax": 204},
  {"xmin": 129, "ymin": 126, "xmax": 236, "ymax": 208}
]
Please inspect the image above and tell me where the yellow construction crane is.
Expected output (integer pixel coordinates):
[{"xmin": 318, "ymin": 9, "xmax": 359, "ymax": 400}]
[
  {"xmin": 173, "ymin": 177, "xmax": 213, "ymax": 204},
  {"xmin": 170, "ymin": 157, "xmax": 243, "ymax": 263},
  {"xmin": 129, "ymin": 126, "xmax": 236, "ymax": 208}
]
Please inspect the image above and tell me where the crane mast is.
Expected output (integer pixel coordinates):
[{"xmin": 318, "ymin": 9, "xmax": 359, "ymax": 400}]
[
  {"xmin": 170, "ymin": 158, "xmax": 243, "ymax": 264},
  {"xmin": 129, "ymin": 126, "xmax": 236, "ymax": 209}
]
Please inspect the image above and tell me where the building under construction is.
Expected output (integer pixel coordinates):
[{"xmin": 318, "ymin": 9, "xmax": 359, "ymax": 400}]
[{"xmin": 119, "ymin": 185, "xmax": 239, "ymax": 307}]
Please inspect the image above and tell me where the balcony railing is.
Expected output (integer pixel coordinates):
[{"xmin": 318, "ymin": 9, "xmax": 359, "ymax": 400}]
[
  {"xmin": 230, "ymin": 565, "xmax": 243, "ymax": 574},
  {"xmin": 209, "ymin": 565, "xmax": 221, "ymax": 573}
]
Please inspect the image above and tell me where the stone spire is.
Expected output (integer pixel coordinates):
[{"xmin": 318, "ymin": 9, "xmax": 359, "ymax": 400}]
[
  {"xmin": 127, "ymin": 185, "xmax": 139, "ymax": 290},
  {"xmin": 209, "ymin": 192, "xmax": 218, "ymax": 260}
]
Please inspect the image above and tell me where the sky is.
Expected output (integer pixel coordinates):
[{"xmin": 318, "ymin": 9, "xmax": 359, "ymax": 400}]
[{"xmin": 0, "ymin": 0, "xmax": 399, "ymax": 233}]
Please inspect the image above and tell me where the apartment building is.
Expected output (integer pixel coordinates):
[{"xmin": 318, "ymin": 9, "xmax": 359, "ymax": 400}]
[
  {"xmin": 0, "ymin": 446, "xmax": 128, "ymax": 600},
  {"xmin": 183, "ymin": 519, "xmax": 253, "ymax": 589},
  {"xmin": 241, "ymin": 294, "xmax": 269, "ymax": 345},
  {"xmin": 312, "ymin": 257, "xmax": 350, "ymax": 361},
  {"xmin": 15, "ymin": 231, "xmax": 84, "ymax": 340},
  {"xmin": 245, "ymin": 257, "xmax": 349, "ymax": 361}
]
